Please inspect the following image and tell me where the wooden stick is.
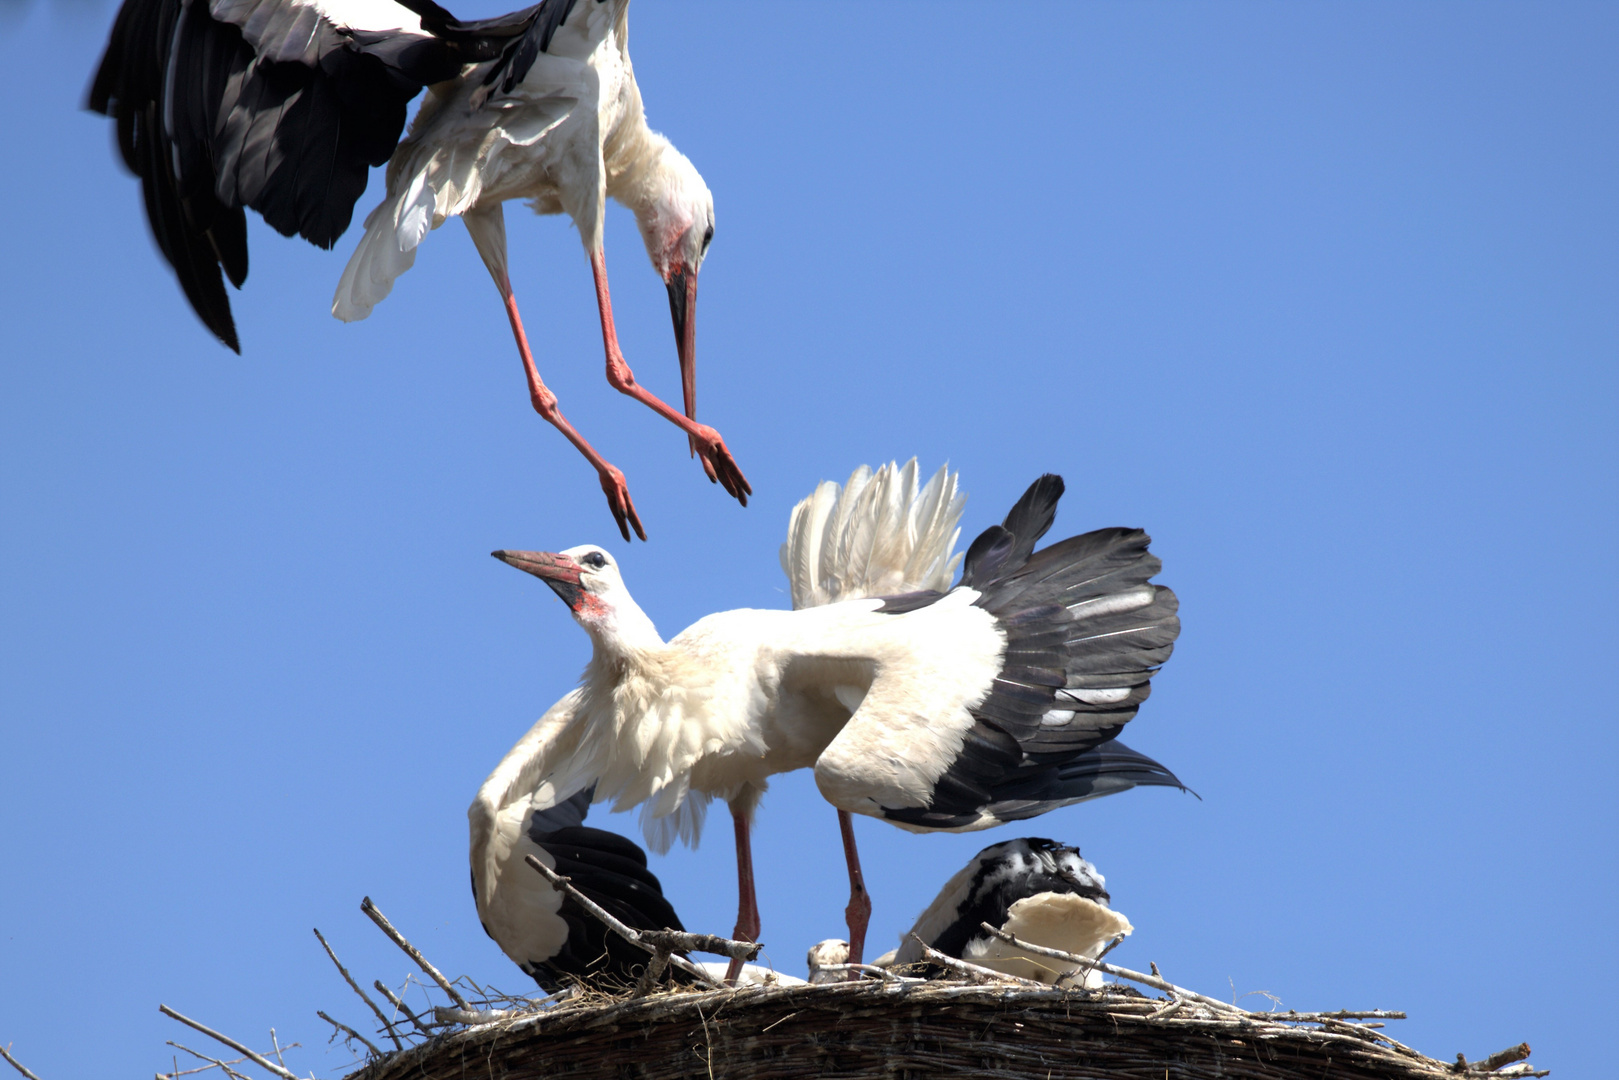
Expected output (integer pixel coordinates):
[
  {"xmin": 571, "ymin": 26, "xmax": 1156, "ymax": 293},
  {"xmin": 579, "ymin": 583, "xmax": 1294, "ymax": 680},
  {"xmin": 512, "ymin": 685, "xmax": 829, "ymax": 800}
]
[
  {"xmin": 160, "ymin": 1055, "xmax": 255, "ymax": 1080},
  {"xmin": 157, "ymin": 1006, "xmax": 300, "ymax": 1080},
  {"xmin": 1478, "ymin": 1043, "xmax": 1533, "ymax": 1071},
  {"xmin": 372, "ymin": 980, "xmax": 433, "ymax": 1034},
  {"xmin": 909, "ymin": 935, "xmax": 1047, "ymax": 987},
  {"xmin": 432, "ymin": 1006, "xmax": 529, "ymax": 1026},
  {"xmin": 522, "ymin": 855, "xmax": 724, "ymax": 987},
  {"xmin": 359, "ymin": 898, "xmax": 472, "ymax": 1011},
  {"xmin": 0, "ymin": 1045, "xmax": 43, "ymax": 1080},
  {"xmin": 166, "ymin": 1042, "xmax": 252, "ymax": 1080},
  {"xmin": 975, "ymin": 923, "xmax": 1244, "ymax": 1013},
  {"xmin": 268, "ymin": 1031, "xmax": 289, "ymax": 1074},
  {"xmin": 640, "ymin": 929, "xmax": 761, "ymax": 961},
  {"xmin": 312, "ymin": 928, "xmax": 404, "ymax": 1051},
  {"xmin": 632, "ymin": 950, "xmax": 672, "ymax": 997},
  {"xmin": 315, "ymin": 1011, "xmax": 381, "ymax": 1059}
]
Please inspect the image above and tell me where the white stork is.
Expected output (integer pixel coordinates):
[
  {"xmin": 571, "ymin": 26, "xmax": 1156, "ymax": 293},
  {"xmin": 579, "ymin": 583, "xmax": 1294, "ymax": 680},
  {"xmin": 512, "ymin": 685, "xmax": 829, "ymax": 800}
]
[
  {"xmin": 471, "ymin": 461, "xmax": 1185, "ymax": 984},
  {"xmin": 88, "ymin": 0, "xmax": 747, "ymax": 540}
]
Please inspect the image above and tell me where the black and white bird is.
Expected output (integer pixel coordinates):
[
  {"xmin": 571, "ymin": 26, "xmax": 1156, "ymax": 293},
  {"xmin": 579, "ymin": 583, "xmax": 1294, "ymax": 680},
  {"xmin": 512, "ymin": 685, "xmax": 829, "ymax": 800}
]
[
  {"xmin": 88, "ymin": 0, "xmax": 747, "ymax": 540},
  {"xmin": 474, "ymin": 460, "xmax": 1185, "ymax": 982},
  {"xmin": 876, "ymin": 837, "xmax": 1131, "ymax": 987},
  {"xmin": 473, "ymin": 784, "xmax": 687, "ymax": 990},
  {"xmin": 474, "ymin": 782, "xmax": 809, "ymax": 989}
]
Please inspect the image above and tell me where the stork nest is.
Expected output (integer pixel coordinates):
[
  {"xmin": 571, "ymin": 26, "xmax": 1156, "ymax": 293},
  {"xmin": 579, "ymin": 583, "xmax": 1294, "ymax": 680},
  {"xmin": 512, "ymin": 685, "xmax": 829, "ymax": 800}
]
[{"xmin": 342, "ymin": 980, "xmax": 1543, "ymax": 1080}]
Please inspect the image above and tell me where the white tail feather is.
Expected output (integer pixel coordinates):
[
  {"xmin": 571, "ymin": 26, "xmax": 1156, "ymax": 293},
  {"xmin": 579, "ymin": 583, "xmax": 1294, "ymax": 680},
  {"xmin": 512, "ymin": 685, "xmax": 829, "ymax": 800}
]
[{"xmin": 779, "ymin": 460, "xmax": 967, "ymax": 610}]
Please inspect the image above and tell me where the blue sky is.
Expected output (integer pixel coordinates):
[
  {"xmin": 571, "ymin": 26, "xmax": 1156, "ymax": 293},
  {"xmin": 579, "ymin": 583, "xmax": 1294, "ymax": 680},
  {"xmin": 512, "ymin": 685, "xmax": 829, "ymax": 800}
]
[{"xmin": 1, "ymin": 2, "xmax": 1614, "ymax": 1077}]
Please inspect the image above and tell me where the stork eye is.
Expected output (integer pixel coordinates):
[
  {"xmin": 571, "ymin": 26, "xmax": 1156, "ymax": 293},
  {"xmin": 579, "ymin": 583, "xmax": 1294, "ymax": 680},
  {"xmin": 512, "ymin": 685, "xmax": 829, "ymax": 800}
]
[
  {"xmin": 701, "ymin": 225, "xmax": 714, "ymax": 252},
  {"xmin": 581, "ymin": 552, "xmax": 607, "ymax": 569}
]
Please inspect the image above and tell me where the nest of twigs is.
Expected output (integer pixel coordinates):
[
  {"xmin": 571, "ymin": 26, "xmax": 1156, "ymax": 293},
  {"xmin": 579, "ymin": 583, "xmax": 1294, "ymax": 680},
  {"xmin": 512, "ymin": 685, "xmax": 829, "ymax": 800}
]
[
  {"xmin": 110, "ymin": 870, "xmax": 1543, "ymax": 1080},
  {"xmin": 345, "ymin": 980, "xmax": 1540, "ymax": 1080}
]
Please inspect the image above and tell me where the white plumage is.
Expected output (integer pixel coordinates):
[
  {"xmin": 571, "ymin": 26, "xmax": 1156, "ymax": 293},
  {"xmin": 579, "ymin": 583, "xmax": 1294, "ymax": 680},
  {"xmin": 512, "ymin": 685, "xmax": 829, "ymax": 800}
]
[
  {"xmin": 91, "ymin": 0, "xmax": 747, "ymax": 540},
  {"xmin": 474, "ymin": 460, "xmax": 1184, "ymax": 981}
]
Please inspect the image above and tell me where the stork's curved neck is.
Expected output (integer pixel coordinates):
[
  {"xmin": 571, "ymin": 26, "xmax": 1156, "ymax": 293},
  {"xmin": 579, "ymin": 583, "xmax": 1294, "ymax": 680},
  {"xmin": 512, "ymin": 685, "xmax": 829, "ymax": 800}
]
[{"xmin": 607, "ymin": 127, "xmax": 677, "ymax": 214}]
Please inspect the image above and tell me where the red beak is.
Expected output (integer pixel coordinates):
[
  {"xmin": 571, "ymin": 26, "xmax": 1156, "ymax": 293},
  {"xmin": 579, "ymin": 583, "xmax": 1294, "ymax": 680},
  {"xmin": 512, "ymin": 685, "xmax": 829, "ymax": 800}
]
[{"xmin": 492, "ymin": 550, "xmax": 584, "ymax": 608}]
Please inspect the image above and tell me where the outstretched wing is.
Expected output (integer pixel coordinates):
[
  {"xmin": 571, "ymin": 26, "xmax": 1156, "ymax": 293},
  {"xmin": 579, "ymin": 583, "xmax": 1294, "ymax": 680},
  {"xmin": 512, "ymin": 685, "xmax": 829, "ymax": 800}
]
[
  {"xmin": 87, "ymin": 0, "xmax": 576, "ymax": 350},
  {"xmin": 814, "ymin": 475, "xmax": 1185, "ymax": 832}
]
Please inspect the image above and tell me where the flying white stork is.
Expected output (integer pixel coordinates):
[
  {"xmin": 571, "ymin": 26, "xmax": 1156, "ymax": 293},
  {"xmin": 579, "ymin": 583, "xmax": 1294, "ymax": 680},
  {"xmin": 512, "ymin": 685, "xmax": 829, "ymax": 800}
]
[
  {"xmin": 471, "ymin": 460, "xmax": 1185, "ymax": 984},
  {"xmin": 88, "ymin": 0, "xmax": 747, "ymax": 540}
]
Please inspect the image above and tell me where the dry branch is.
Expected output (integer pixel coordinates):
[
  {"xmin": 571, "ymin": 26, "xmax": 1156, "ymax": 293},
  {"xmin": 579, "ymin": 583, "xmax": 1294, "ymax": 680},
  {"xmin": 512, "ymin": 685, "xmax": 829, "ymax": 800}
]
[
  {"xmin": 910, "ymin": 934, "xmax": 1047, "ymax": 987},
  {"xmin": 522, "ymin": 855, "xmax": 729, "ymax": 986},
  {"xmin": 313, "ymin": 929, "xmax": 404, "ymax": 1052},
  {"xmin": 371, "ymin": 981, "xmax": 432, "ymax": 1035},
  {"xmin": 166, "ymin": 1041, "xmax": 254, "ymax": 1080},
  {"xmin": 316, "ymin": 1012, "xmax": 381, "ymax": 1060},
  {"xmin": 1476, "ymin": 1043, "xmax": 1533, "ymax": 1071},
  {"xmin": 0, "ymin": 1045, "xmax": 43, "ymax": 1080},
  {"xmin": 156, "ymin": 1006, "xmax": 299, "ymax": 1080},
  {"xmin": 359, "ymin": 899, "xmax": 471, "ymax": 1011},
  {"xmin": 976, "ymin": 921, "xmax": 1245, "ymax": 1013}
]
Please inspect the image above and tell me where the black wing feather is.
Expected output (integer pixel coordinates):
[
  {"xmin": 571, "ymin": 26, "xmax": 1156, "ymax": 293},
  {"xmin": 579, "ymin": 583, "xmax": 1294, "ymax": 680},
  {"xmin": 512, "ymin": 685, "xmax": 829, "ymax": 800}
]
[
  {"xmin": 88, "ymin": 0, "xmax": 577, "ymax": 350},
  {"xmin": 880, "ymin": 474, "xmax": 1185, "ymax": 829},
  {"xmin": 516, "ymin": 797, "xmax": 691, "ymax": 991}
]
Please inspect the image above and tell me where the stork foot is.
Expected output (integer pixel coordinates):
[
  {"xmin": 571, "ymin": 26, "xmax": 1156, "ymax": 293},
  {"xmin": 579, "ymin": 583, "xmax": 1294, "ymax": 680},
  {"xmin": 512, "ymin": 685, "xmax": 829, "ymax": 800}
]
[
  {"xmin": 688, "ymin": 423, "xmax": 751, "ymax": 506},
  {"xmin": 597, "ymin": 465, "xmax": 646, "ymax": 543}
]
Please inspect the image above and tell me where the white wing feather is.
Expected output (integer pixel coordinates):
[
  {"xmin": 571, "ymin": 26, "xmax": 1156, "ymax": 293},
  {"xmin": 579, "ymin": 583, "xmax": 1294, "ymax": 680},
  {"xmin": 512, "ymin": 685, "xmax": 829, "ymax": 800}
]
[{"xmin": 780, "ymin": 459, "xmax": 967, "ymax": 610}]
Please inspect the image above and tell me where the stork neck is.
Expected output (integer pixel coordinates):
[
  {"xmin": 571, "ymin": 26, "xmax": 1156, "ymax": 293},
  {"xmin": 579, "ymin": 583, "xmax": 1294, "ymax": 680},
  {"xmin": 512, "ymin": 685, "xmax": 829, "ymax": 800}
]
[
  {"xmin": 607, "ymin": 128, "xmax": 677, "ymax": 214},
  {"xmin": 580, "ymin": 594, "xmax": 666, "ymax": 667}
]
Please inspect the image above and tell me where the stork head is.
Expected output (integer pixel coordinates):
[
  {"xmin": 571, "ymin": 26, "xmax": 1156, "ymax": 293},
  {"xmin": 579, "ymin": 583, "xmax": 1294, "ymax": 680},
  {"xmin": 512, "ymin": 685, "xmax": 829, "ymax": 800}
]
[
  {"xmin": 492, "ymin": 545, "xmax": 662, "ymax": 653},
  {"xmin": 632, "ymin": 140, "xmax": 714, "ymax": 426}
]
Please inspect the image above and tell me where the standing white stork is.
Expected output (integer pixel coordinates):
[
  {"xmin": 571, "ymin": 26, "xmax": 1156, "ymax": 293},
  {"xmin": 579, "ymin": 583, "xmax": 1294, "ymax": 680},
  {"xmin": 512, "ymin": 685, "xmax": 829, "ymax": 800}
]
[
  {"xmin": 473, "ymin": 460, "xmax": 1185, "ymax": 984},
  {"xmin": 88, "ymin": 0, "xmax": 747, "ymax": 540}
]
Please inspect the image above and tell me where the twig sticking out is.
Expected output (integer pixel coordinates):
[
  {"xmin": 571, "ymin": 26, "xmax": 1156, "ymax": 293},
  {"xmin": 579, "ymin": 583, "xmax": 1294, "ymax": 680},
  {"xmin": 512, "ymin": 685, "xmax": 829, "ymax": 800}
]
[
  {"xmin": 523, "ymin": 854, "xmax": 744, "ymax": 988},
  {"xmin": 433, "ymin": 987, "xmax": 575, "ymax": 1027},
  {"xmin": 1476, "ymin": 1043, "xmax": 1533, "ymax": 1071},
  {"xmin": 166, "ymin": 1041, "xmax": 253, "ymax": 1080},
  {"xmin": 431, "ymin": 1006, "xmax": 530, "ymax": 1026},
  {"xmin": 0, "ymin": 1044, "xmax": 43, "ymax": 1080},
  {"xmin": 638, "ymin": 929, "xmax": 761, "ymax": 962},
  {"xmin": 632, "ymin": 950, "xmax": 672, "ymax": 998},
  {"xmin": 908, "ymin": 935, "xmax": 1048, "ymax": 988},
  {"xmin": 156, "ymin": 1006, "xmax": 299, "ymax": 1080},
  {"xmin": 271, "ymin": 1031, "xmax": 290, "ymax": 1074},
  {"xmin": 372, "ymin": 981, "xmax": 433, "ymax": 1035},
  {"xmin": 359, "ymin": 898, "xmax": 471, "ymax": 1011},
  {"xmin": 312, "ymin": 928, "xmax": 404, "ymax": 1052},
  {"xmin": 316, "ymin": 1011, "xmax": 381, "ymax": 1060},
  {"xmin": 974, "ymin": 923, "xmax": 1247, "ymax": 1014}
]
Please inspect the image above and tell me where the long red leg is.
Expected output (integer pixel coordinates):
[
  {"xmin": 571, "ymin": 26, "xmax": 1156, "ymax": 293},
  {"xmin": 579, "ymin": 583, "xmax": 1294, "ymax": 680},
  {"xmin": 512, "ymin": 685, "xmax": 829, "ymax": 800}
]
[
  {"xmin": 838, "ymin": 810, "xmax": 871, "ymax": 971},
  {"xmin": 588, "ymin": 248, "xmax": 752, "ymax": 505},
  {"xmin": 497, "ymin": 285, "xmax": 646, "ymax": 542},
  {"xmin": 725, "ymin": 803, "xmax": 761, "ymax": 984}
]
